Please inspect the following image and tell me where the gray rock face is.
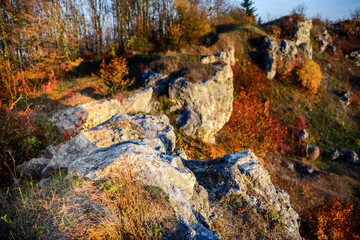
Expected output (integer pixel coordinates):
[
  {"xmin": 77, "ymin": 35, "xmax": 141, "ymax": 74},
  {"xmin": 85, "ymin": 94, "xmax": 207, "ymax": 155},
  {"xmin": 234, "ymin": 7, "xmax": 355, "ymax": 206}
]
[
  {"xmin": 262, "ymin": 36, "xmax": 280, "ymax": 79},
  {"xmin": 169, "ymin": 50, "xmax": 234, "ymax": 144},
  {"xmin": 294, "ymin": 18, "xmax": 312, "ymax": 46},
  {"xmin": 184, "ymin": 150, "xmax": 302, "ymax": 240},
  {"xmin": 214, "ymin": 47, "xmax": 236, "ymax": 65},
  {"xmin": 178, "ymin": 110, "xmax": 202, "ymax": 138},
  {"xmin": 16, "ymin": 158, "xmax": 50, "ymax": 179},
  {"xmin": 142, "ymin": 69, "xmax": 170, "ymax": 94},
  {"xmin": 279, "ymin": 39, "xmax": 299, "ymax": 74},
  {"xmin": 50, "ymin": 88, "xmax": 153, "ymax": 134},
  {"xmin": 19, "ymin": 113, "xmax": 302, "ymax": 239},
  {"xmin": 201, "ymin": 55, "xmax": 216, "ymax": 64},
  {"xmin": 341, "ymin": 91, "xmax": 353, "ymax": 105},
  {"xmin": 298, "ymin": 43, "xmax": 313, "ymax": 60}
]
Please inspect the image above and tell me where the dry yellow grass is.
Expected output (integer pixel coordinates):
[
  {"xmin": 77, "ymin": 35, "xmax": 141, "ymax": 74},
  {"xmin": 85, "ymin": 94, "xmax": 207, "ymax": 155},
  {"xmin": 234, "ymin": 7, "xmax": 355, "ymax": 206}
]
[{"xmin": 0, "ymin": 159, "xmax": 177, "ymax": 239}]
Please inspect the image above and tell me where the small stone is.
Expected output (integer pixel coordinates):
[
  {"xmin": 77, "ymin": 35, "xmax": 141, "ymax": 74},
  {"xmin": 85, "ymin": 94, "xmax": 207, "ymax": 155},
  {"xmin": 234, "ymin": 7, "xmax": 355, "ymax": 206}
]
[
  {"xmin": 299, "ymin": 129, "xmax": 309, "ymax": 141},
  {"xmin": 344, "ymin": 151, "xmax": 359, "ymax": 163},
  {"xmin": 305, "ymin": 167, "xmax": 313, "ymax": 174},
  {"xmin": 306, "ymin": 145, "xmax": 320, "ymax": 161},
  {"xmin": 201, "ymin": 55, "xmax": 216, "ymax": 64},
  {"xmin": 284, "ymin": 162, "xmax": 295, "ymax": 171},
  {"xmin": 330, "ymin": 149, "xmax": 341, "ymax": 160},
  {"xmin": 341, "ymin": 91, "xmax": 353, "ymax": 106}
]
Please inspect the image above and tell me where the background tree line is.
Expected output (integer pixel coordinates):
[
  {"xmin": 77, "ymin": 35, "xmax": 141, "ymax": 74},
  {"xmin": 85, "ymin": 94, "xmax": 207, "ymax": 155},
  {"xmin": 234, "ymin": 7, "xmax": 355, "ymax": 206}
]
[{"xmin": 0, "ymin": 0, "xmax": 256, "ymax": 100}]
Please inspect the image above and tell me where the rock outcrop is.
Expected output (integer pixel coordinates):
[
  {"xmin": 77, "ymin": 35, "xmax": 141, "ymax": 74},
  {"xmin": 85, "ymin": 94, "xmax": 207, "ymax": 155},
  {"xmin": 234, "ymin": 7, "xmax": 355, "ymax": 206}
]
[
  {"xmin": 50, "ymin": 88, "xmax": 153, "ymax": 134},
  {"xmin": 294, "ymin": 18, "xmax": 312, "ymax": 46},
  {"xmin": 341, "ymin": 91, "xmax": 353, "ymax": 106},
  {"xmin": 261, "ymin": 17, "xmax": 313, "ymax": 80},
  {"xmin": 169, "ymin": 49, "xmax": 234, "ymax": 143},
  {"xmin": 348, "ymin": 50, "xmax": 360, "ymax": 66},
  {"xmin": 19, "ymin": 113, "xmax": 217, "ymax": 238},
  {"xmin": 261, "ymin": 36, "xmax": 313, "ymax": 79},
  {"xmin": 185, "ymin": 150, "xmax": 302, "ymax": 239},
  {"xmin": 142, "ymin": 69, "xmax": 170, "ymax": 94},
  {"xmin": 262, "ymin": 36, "xmax": 280, "ymax": 79},
  {"xmin": 18, "ymin": 112, "xmax": 302, "ymax": 239},
  {"xmin": 316, "ymin": 27, "xmax": 335, "ymax": 53}
]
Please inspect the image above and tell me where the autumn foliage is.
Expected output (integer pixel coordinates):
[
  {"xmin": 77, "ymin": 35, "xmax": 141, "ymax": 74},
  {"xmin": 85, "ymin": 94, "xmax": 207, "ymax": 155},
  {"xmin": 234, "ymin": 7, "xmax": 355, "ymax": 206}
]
[
  {"xmin": 302, "ymin": 197, "xmax": 360, "ymax": 240},
  {"xmin": 165, "ymin": 0, "xmax": 211, "ymax": 50},
  {"xmin": 0, "ymin": 102, "xmax": 40, "ymax": 185},
  {"xmin": 218, "ymin": 63, "xmax": 287, "ymax": 155},
  {"xmin": 99, "ymin": 57, "xmax": 134, "ymax": 93},
  {"xmin": 296, "ymin": 60, "xmax": 322, "ymax": 94}
]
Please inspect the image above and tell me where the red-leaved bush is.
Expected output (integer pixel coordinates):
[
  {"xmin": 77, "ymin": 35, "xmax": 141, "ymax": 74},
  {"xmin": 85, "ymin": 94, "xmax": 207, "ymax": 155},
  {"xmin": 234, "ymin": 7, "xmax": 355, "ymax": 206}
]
[
  {"xmin": 218, "ymin": 62, "xmax": 287, "ymax": 155},
  {"xmin": 0, "ymin": 102, "xmax": 41, "ymax": 185}
]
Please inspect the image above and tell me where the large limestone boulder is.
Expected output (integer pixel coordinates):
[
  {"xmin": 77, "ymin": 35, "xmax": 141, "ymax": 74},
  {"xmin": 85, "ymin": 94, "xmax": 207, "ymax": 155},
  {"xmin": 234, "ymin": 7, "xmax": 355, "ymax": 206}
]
[
  {"xmin": 294, "ymin": 18, "xmax": 312, "ymax": 46},
  {"xmin": 169, "ymin": 50, "xmax": 234, "ymax": 144},
  {"xmin": 50, "ymin": 88, "xmax": 153, "ymax": 134},
  {"xmin": 262, "ymin": 36, "xmax": 279, "ymax": 79},
  {"xmin": 185, "ymin": 150, "xmax": 302, "ymax": 240}
]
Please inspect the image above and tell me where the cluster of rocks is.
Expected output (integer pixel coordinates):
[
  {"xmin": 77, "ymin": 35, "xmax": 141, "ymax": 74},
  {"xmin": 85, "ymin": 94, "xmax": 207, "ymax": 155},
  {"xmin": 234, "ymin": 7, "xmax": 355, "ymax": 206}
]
[
  {"xmin": 261, "ymin": 17, "xmax": 313, "ymax": 79},
  {"xmin": 330, "ymin": 149, "xmax": 359, "ymax": 163},
  {"xmin": 315, "ymin": 27, "xmax": 336, "ymax": 53},
  {"xmin": 347, "ymin": 50, "xmax": 360, "ymax": 66},
  {"xmin": 294, "ymin": 128, "xmax": 320, "ymax": 161},
  {"xmin": 17, "ymin": 112, "xmax": 302, "ymax": 239}
]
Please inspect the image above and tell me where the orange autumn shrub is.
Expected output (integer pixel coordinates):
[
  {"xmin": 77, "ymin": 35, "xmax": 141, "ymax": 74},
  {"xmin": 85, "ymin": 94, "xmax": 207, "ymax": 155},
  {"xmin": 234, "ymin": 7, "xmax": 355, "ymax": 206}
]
[
  {"xmin": 302, "ymin": 197, "xmax": 360, "ymax": 240},
  {"xmin": 99, "ymin": 57, "xmax": 134, "ymax": 93},
  {"xmin": 0, "ymin": 60, "xmax": 31, "ymax": 100},
  {"xmin": 296, "ymin": 60, "xmax": 322, "ymax": 94}
]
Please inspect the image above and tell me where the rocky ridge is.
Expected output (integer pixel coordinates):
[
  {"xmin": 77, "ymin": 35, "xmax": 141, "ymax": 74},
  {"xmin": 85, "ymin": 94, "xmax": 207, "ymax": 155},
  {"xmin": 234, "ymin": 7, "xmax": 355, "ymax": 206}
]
[
  {"xmin": 16, "ymin": 48, "xmax": 302, "ymax": 239},
  {"xmin": 18, "ymin": 112, "xmax": 302, "ymax": 239}
]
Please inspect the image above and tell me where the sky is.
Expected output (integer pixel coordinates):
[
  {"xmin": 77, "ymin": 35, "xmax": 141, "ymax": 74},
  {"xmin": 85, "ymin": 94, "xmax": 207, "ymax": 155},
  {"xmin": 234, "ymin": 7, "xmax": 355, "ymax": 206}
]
[{"xmin": 250, "ymin": 0, "xmax": 360, "ymax": 22}]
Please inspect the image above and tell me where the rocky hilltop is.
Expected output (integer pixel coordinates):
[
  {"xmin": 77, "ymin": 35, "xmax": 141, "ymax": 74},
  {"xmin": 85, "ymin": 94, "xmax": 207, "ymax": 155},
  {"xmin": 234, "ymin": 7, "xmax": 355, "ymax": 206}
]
[{"xmin": 15, "ymin": 47, "xmax": 303, "ymax": 239}]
